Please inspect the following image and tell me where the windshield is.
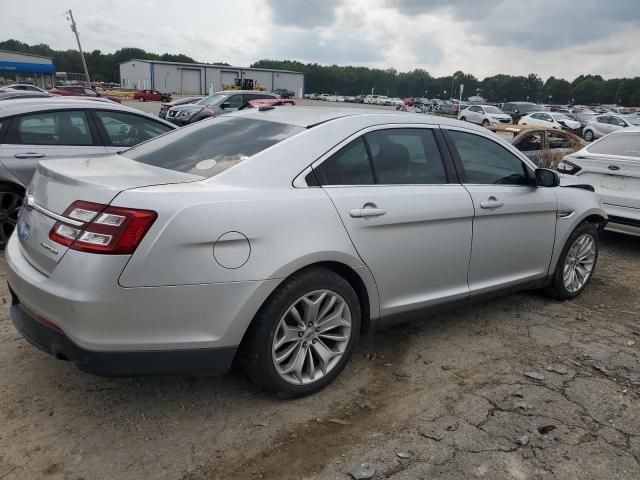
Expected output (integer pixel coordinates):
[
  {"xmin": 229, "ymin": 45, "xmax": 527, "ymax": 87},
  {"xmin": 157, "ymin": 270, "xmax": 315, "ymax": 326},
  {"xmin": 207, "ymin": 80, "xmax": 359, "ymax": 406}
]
[
  {"xmin": 587, "ymin": 132, "xmax": 640, "ymax": 158},
  {"xmin": 123, "ymin": 117, "xmax": 304, "ymax": 177},
  {"xmin": 520, "ymin": 104, "xmax": 541, "ymax": 113},
  {"xmin": 196, "ymin": 93, "xmax": 227, "ymax": 106},
  {"xmin": 624, "ymin": 116, "xmax": 640, "ymax": 126},
  {"xmin": 484, "ymin": 106, "xmax": 502, "ymax": 114}
]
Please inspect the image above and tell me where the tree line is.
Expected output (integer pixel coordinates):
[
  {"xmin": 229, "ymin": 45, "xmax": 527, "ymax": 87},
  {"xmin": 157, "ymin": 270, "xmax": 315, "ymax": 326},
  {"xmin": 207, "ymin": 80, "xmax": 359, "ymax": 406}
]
[{"xmin": 2, "ymin": 39, "xmax": 638, "ymax": 105}]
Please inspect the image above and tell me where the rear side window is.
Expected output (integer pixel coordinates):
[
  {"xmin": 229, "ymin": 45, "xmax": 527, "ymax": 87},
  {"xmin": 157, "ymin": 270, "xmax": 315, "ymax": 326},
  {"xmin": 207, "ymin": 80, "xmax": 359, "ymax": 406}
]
[
  {"xmin": 8, "ymin": 111, "xmax": 93, "ymax": 146},
  {"xmin": 314, "ymin": 138, "xmax": 374, "ymax": 185},
  {"xmin": 587, "ymin": 132, "xmax": 640, "ymax": 158},
  {"xmin": 123, "ymin": 117, "xmax": 303, "ymax": 177},
  {"xmin": 448, "ymin": 130, "xmax": 529, "ymax": 185},
  {"xmin": 95, "ymin": 111, "xmax": 173, "ymax": 147},
  {"xmin": 366, "ymin": 129, "xmax": 446, "ymax": 184}
]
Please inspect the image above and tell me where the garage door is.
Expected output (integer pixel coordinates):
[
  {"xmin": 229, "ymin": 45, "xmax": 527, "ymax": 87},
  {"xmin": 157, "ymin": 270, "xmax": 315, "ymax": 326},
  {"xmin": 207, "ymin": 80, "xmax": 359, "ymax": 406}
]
[
  {"xmin": 221, "ymin": 71, "xmax": 239, "ymax": 89},
  {"xmin": 180, "ymin": 69, "xmax": 201, "ymax": 94}
]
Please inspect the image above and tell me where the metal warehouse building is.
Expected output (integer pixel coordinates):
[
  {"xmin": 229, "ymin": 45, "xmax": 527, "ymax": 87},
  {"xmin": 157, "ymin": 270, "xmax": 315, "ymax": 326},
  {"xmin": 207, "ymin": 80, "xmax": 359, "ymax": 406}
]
[
  {"xmin": 0, "ymin": 50, "xmax": 56, "ymax": 89},
  {"xmin": 119, "ymin": 59, "xmax": 304, "ymax": 96}
]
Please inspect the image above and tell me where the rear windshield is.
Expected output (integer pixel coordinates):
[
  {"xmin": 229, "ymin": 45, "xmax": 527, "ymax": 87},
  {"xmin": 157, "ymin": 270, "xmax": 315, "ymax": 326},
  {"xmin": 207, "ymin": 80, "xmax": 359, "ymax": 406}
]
[
  {"xmin": 122, "ymin": 117, "xmax": 303, "ymax": 177},
  {"xmin": 587, "ymin": 132, "xmax": 640, "ymax": 158}
]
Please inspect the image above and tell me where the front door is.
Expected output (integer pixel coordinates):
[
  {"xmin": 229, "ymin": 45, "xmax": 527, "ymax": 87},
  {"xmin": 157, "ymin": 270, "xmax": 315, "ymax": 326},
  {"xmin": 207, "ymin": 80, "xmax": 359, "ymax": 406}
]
[
  {"xmin": 445, "ymin": 128, "xmax": 557, "ymax": 295},
  {"xmin": 313, "ymin": 127, "xmax": 474, "ymax": 316}
]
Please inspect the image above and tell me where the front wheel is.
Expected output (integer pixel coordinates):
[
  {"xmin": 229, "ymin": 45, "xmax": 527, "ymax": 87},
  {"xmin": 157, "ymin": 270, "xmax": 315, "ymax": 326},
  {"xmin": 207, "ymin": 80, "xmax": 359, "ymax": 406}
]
[
  {"xmin": 138, "ymin": 97, "xmax": 145, "ymax": 102},
  {"xmin": 0, "ymin": 184, "xmax": 24, "ymax": 250},
  {"xmin": 239, "ymin": 268, "xmax": 361, "ymax": 398},
  {"xmin": 583, "ymin": 130, "xmax": 594, "ymax": 142},
  {"xmin": 460, "ymin": 117, "xmax": 466, "ymax": 122},
  {"xmin": 545, "ymin": 223, "xmax": 599, "ymax": 300},
  {"xmin": 482, "ymin": 119, "xmax": 490, "ymax": 127}
]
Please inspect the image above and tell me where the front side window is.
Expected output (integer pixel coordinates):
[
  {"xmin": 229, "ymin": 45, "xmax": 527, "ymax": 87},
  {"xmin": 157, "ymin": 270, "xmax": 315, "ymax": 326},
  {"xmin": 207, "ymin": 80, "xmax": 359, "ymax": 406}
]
[
  {"xmin": 224, "ymin": 95, "xmax": 244, "ymax": 109},
  {"xmin": 448, "ymin": 130, "xmax": 529, "ymax": 185},
  {"xmin": 95, "ymin": 111, "xmax": 173, "ymax": 147},
  {"xmin": 123, "ymin": 116, "xmax": 303, "ymax": 177},
  {"xmin": 365, "ymin": 129, "xmax": 446, "ymax": 184},
  {"xmin": 82, "ymin": 88, "xmax": 98, "ymax": 96},
  {"xmin": 515, "ymin": 132, "xmax": 543, "ymax": 152},
  {"xmin": 314, "ymin": 138, "xmax": 374, "ymax": 185},
  {"xmin": 10, "ymin": 111, "xmax": 93, "ymax": 146},
  {"xmin": 547, "ymin": 131, "xmax": 572, "ymax": 149}
]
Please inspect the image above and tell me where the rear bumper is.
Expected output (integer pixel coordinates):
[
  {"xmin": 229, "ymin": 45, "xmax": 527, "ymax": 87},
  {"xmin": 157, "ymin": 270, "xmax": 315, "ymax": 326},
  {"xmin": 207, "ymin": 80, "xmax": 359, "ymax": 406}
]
[{"xmin": 10, "ymin": 297, "xmax": 236, "ymax": 377}]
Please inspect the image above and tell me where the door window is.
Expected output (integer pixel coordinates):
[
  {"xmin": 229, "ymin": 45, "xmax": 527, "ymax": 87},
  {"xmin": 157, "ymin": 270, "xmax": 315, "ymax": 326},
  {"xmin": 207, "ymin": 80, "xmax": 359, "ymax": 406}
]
[
  {"xmin": 224, "ymin": 95, "xmax": 244, "ymax": 109},
  {"xmin": 515, "ymin": 132, "xmax": 544, "ymax": 151},
  {"xmin": 597, "ymin": 116, "xmax": 609, "ymax": 124},
  {"xmin": 448, "ymin": 130, "xmax": 529, "ymax": 185},
  {"xmin": 546, "ymin": 131, "xmax": 572, "ymax": 149},
  {"xmin": 95, "ymin": 111, "xmax": 173, "ymax": 147},
  {"xmin": 314, "ymin": 138, "xmax": 374, "ymax": 185},
  {"xmin": 365, "ymin": 129, "xmax": 447, "ymax": 184},
  {"xmin": 10, "ymin": 111, "xmax": 93, "ymax": 145}
]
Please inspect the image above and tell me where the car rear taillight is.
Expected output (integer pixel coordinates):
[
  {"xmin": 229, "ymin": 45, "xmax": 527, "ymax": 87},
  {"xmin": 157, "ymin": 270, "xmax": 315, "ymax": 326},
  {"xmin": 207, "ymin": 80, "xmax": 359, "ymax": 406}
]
[
  {"xmin": 557, "ymin": 159, "xmax": 582, "ymax": 175},
  {"xmin": 49, "ymin": 200, "xmax": 157, "ymax": 254}
]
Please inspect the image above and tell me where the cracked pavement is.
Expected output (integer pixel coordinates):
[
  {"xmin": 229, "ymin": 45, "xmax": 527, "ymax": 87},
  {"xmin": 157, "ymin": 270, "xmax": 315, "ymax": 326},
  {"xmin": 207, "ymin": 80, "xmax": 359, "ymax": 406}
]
[{"xmin": 1, "ymin": 231, "xmax": 639, "ymax": 480}]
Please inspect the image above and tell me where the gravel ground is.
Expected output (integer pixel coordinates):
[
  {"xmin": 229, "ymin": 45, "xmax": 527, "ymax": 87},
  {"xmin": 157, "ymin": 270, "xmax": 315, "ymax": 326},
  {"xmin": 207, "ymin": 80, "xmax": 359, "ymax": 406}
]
[{"xmin": 1, "ymin": 230, "xmax": 639, "ymax": 480}]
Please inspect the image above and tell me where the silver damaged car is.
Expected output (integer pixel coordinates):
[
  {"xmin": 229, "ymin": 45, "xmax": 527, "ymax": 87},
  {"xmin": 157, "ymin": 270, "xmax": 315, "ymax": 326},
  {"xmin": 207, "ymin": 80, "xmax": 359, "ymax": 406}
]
[{"xmin": 7, "ymin": 107, "xmax": 606, "ymax": 397}]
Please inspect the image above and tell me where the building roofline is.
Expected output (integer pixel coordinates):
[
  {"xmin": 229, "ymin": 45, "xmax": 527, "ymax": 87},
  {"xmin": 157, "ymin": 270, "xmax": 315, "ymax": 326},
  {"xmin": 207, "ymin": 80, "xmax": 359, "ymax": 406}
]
[
  {"xmin": 0, "ymin": 49, "xmax": 53, "ymax": 61},
  {"xmin": 118, "ymin": 59, "xmax": 303, "ymax": 75}
]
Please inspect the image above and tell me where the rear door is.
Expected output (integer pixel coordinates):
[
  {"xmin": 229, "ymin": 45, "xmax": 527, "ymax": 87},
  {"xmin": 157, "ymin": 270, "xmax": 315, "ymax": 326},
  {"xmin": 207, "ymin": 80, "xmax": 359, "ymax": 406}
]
[
  {"xmin": 0, "ymin": 109, "xmax": 107, "ymax": 186},
  {"xmin": 593, "ymin": 116, "xmax": 611, "ymax": 137},
  {"xmin": 444, "ymin": 128, "xmax": 557, "ymax": 295},
  {"xmin": 314, "ymin": 126, "xmax": 474, "ymax": 316}
]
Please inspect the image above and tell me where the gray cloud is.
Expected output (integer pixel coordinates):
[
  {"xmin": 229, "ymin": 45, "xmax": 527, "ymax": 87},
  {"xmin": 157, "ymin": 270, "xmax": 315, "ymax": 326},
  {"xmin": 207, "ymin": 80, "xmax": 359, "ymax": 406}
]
[
  {"xmin": 265, "ymin": 0, "xmax": 343, "ymax": 28},
  {"xmin": 389, "ymin": 0, "xmax": 640, "ymax": 51}
]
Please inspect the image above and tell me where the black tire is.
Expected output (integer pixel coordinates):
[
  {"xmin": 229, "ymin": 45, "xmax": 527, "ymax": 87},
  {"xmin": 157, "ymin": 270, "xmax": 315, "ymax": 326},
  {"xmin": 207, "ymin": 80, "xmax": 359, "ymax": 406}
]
[
  {"xmin": 583, "ymin": 130, "xmax": 594, "ymax": 142},
  {"xmin": 544, "ymin": 222, "xmax": 599, "ymax": 300},
  {"xmin": 0, "ymin": 183, "xmax": 24, "ymax": 250},
  {"xmin": 238, "ymin": 267, "xmax": 361, "ymax": 398},
  {"xmin": 138, "ymin": 96, "xmax": 145, "ymax": 102},
  {"xmin": 482, "ymin": 119, "xmax": 490, "ymax": 127},
  {"xmin": 460, "ymin": 117, "xmax": 466, "ymax": 122}
]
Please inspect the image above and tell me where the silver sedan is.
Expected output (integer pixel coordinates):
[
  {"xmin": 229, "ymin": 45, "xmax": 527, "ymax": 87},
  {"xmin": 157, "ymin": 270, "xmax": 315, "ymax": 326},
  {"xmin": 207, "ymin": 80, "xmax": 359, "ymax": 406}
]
[{"xmin": 7, "ymin": 107, "xmax": 606, "ymax": 397}]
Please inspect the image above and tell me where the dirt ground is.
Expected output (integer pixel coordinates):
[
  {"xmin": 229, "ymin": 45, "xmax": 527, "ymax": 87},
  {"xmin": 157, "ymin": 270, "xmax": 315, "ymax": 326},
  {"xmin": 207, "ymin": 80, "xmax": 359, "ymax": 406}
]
[{"xmin": 1, "ymin": 230, "xmax": 639, "ymax": 480}]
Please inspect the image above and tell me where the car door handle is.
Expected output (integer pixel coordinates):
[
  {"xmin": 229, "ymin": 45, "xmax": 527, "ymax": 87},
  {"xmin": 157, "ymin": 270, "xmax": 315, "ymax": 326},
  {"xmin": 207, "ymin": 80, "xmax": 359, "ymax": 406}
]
[
  {"xmin": 480, "ymin": 197, "xmax": 504, "ymax": 209},
  {"xmin": 350, "ymin": 207, "xmax": 386, "ymax": 218},
  {"xmin": 14, "ymin": 152, "xmax": 45, "ymax": 159}
]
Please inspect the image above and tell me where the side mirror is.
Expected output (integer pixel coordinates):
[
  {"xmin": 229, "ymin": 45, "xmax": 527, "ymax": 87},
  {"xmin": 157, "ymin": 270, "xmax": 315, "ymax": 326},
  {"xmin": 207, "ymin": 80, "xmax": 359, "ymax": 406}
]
[
  {"xmin": 220, "ymin": 102, "xmax": 231, "ymax": 109},
  {"xmin": 535, "ymin": 168, "xmax": 560, "ymax": 187}
]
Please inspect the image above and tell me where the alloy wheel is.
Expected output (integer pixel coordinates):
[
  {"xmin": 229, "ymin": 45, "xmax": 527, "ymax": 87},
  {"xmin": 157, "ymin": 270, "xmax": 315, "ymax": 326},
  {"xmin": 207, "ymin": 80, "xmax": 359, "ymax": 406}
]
[
  {"xmin": 0, "ymin": 191, "xmax": 22, "ymax": 246},
  {"xmin": 563, "ymin": 234, "xmax": 596, "ymax": 293},
  {"xmin": 272, "ymin": 289, "xmax": 352, "ymax": 385}
]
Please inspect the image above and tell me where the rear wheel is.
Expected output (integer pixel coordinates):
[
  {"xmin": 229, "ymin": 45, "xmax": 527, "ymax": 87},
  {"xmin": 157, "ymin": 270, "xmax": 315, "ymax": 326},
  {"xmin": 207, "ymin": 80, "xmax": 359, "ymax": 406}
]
[
  {"xmin": 138, "ymin": 96, "xmax": 145, "ymax": 102},
  {"xmin": 239, "ymin": 268, "xmax": 361, "ymax": 398},
  {"xmin": 545, "ymin": 223, "xmax": 599, "ymax": 300},
  {"xmin": 0, "ymin": 184, "xmax": 24, "ymax": 250},
  {"xmin": 583, "ymin": 130, "xmax": 594, "ymax": 142}
]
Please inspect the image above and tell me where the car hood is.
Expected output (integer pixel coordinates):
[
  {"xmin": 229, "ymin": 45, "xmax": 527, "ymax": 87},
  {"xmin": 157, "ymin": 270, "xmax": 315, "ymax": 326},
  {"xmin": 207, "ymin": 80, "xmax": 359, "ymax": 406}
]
[
  {"xmin": 169, "ymin": 104, "xmax": 205, "ymax": 113},
  {"xmin": 489, "ymin": 113, "xmax": 511, "ymax": 119},
  {"xmin": 557, "ymin": 119, "xmax": 581, "ymax": 129}
]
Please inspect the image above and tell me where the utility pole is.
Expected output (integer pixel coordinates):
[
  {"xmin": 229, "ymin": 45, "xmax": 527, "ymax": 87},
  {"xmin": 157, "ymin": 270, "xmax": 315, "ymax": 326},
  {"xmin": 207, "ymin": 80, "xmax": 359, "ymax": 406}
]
[{"xmin": 65, "ymin": 10, "xmax": 91, "ymax": 84}]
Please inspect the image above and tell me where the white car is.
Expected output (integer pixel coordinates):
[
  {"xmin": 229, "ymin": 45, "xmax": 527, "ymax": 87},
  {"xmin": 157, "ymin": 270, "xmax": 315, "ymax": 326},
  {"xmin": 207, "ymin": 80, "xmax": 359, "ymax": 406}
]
[
  {"xmin": 458, "ymin": 105, "xmax": 512, "ymax": 126},
  {"xmin": 0, "ymin": 84, "xmax": 49, "ymax": 93},
  {"xmin": 376, "ymin": 96, "xmax": 391, "ymax": 106},
  {"xmin": 559, "ymin": 127, "xmax": 640, "ymax": 236},
  {"xmin": 582, "ymin": 114, "xmax": 640, "ymax": 142},
  {"xmin": 519, "ymin": 112, "xmax": 581, "ymax": 131},
  {"xmin": 364, "ymin": 95, "xmax": 379, "ymax": 104}
]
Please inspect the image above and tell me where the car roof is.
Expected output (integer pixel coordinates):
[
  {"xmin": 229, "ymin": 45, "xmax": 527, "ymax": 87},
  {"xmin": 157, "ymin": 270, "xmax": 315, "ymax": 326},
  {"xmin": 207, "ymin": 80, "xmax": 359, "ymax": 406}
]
[
  {"xmin": 0, "ymin": 98, "xmax": 173, "ymax": 123},
  {"xmin": 227, "ymin": 105, "xmax": 491, "ymax": 130}
]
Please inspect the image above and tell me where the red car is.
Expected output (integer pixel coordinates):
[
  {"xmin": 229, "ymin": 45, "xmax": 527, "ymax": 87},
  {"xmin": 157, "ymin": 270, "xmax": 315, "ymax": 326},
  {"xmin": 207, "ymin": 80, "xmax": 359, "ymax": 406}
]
[
  {"xmin": 49, "ymin": 86, "xmax": 121, "ymax": 103},
  {"xmin": 247, "ymin": 98, "xmax": 296, "ymax": 107},
  {"xmin": 133, "ymin": 89, "xmax": 172, "ymax": 102}
]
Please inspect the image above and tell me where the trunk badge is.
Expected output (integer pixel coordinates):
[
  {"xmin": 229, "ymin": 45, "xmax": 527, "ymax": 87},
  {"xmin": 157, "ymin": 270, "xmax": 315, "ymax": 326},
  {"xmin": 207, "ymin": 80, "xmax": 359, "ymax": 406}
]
[
  {"xmin": 608, "ymin": 165, "xmax": 620, "ymax": 171},
  {"xmin": 40, "ymin": 241, "xmax": 59, "ymax": 255}
]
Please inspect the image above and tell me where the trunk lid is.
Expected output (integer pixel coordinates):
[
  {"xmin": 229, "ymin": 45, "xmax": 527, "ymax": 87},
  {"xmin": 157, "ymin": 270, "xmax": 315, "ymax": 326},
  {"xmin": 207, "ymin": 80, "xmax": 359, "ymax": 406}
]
[
  {"xmin": 18, "ymin": 154, "xmax": 202, "ymax": 275},
  {"xmin": 575, "ymin": 153, "xmax": 640, "ymax": 209}
]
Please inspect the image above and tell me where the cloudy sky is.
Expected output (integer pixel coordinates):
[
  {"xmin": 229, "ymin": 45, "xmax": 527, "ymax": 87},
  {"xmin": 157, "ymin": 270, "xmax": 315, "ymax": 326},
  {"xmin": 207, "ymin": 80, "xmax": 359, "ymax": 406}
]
[{"xmin": 2, "ymin": 0, "xmax": 639, "ymax": 80}]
